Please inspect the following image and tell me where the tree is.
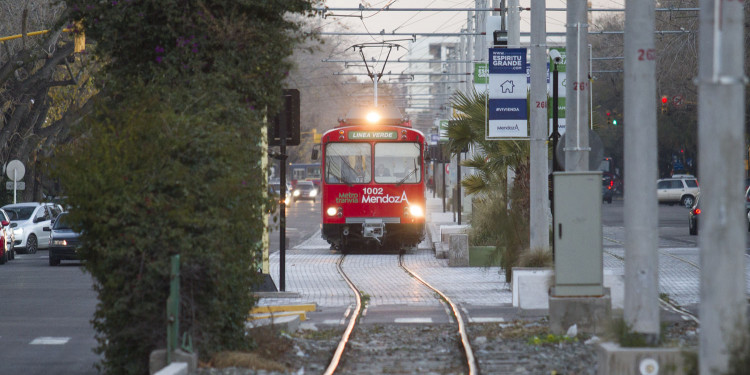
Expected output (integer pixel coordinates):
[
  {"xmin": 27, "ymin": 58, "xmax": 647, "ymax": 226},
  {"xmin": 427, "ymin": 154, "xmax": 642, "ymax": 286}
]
[
  {"xmin": 52, "ymin": 1, "xmax": 321, "ymax": 373},
  {"xmin": 0, "ymin": 0, "xmax": 95, "ymax": 202}
]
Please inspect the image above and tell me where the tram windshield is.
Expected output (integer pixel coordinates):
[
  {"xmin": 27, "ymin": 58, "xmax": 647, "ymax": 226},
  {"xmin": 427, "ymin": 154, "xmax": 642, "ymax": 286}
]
[
  {"xmin": 325, "ymin": 143, "xmax": 371, "ymax": 184},
  {"xmin": 374, "ymin": 143, "xmax": 421, "ymax": 184}
]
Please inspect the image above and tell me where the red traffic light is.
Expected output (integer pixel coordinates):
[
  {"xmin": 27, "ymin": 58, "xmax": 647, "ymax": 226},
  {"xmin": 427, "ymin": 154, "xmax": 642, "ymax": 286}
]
[
  {"xmin": 661, "ymin": 96, "xmax": 668, "ymax": 104},
  {"xmin": 606, "ymin": 111, "xmax": 611, "ymax": 116}
]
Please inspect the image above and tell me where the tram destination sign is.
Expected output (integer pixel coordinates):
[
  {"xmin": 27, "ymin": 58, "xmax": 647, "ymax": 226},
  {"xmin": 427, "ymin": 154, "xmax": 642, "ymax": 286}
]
[{"xmin": 348, "ymin": 131, "xmax": 398, "ymax": 140}]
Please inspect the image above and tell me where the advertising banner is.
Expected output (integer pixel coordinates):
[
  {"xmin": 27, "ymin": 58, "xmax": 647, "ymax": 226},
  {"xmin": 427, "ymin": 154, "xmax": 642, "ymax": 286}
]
[{"xmin": 487, "ymin": 48, "xmax": 528, "ymax": 139}]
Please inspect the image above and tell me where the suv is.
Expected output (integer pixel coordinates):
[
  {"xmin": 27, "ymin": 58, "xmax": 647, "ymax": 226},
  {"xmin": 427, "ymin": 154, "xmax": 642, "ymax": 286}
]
[
  {"xmin": 657, "ymin": 175, "xmax": 700, "ymax": 207},
  {"xmin": 2, "ymin": 203, "xmax": 63, "ymax": 254}
]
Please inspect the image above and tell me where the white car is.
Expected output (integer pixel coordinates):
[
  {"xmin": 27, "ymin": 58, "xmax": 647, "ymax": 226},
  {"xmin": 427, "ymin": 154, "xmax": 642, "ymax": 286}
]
[
  {"xmin": 657, "ymin": 176, "xmax": 700, "ymax": 208},
  {"xmin": 0, "ymin": 209, "xmax": 14, "ymax": 264},
  {"xmin": 2, "ymin": 203, "xmax": 63, "ymax": 254}
]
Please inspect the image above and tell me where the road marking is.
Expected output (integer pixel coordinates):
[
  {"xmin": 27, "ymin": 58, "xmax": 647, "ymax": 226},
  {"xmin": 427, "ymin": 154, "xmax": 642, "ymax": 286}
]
[
  {"xmin": 470, "ymin": 317, "xmax": 506, "ymax": 323},
  {"xmin": 394, "ymin": 317, "xmax": 433, "ymax": 324},
  {"xmin": 30, "ymin": 337, "xmax": 70, "ymax": 345},
  {"xmin": 323, "ymin": 319, "xmax": 344, "ymax": 325}
]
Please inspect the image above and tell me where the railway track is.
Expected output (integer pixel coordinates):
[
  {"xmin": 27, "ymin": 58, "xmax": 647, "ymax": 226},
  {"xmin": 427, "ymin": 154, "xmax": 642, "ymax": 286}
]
[
  {"xmin": 603, "ymin": 236, "xmax": 700, "ymax": 323},
  {"xmin": 323, "ymin": 252, "xmax": 478, "ymax": 375}
]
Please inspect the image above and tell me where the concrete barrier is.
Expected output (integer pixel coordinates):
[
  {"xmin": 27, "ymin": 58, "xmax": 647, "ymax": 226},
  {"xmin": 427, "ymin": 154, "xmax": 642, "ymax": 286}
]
[
  {"xmin": 440, "ymin": 224, "xmax": 469, "ymax": 243},
  {"xmin": 154, "ymin": 362, "xmax": 188, "ymax": 375},
  {"xmin": 597, "ymin": 342, "xmax": 690, "ymax": 375},
  {"xmin": 512, "ymin": 268, "xmax": 624, "ymax": 310},
  {"xmin": 448, "ymin": 234, "xmax": 469, "ymax": 267},
  {"xmin": 149, "ymin": 349, "xmax": 197, "ymax": 375}
]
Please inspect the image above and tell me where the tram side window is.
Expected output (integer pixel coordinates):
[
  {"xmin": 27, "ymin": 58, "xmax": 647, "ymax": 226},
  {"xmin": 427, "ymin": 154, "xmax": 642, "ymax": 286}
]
[
  {"xmin": 325, "ymin": 143, "xmax": 371, "ymax": 184},
  {"xmin": 374, "ymin": 142, "xmax": 421, "ymax": 184}
]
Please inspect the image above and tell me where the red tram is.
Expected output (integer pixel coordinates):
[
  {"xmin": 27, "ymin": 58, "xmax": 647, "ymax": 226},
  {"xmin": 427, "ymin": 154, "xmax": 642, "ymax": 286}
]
[{"xmin": 314, "ymin": 107, "xmax": 426, "ymax": 251}]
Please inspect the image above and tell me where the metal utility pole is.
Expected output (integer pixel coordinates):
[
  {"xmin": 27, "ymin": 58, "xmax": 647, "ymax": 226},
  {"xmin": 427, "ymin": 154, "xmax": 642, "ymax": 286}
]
[
  {"xmin": 507, "ymin": 0, "xmax": 520, "ymax": 47},
  {"xmin": 475, "ymin": 0, "xmax": 487, "ymax": 60},
  {"xmin": 623, "ymin": 0, "xmax": 659, "ymax": 344},
  {"xmin": 697, "ymin": 0, "xmax": 747, "ymax": 372},
  {"xmin": 529, "ymin": 0, "xmax": 548, "ymax": 250},
  {"xmin": 564, "ymin": 0, "xmax": 589, "ymax": 171}
]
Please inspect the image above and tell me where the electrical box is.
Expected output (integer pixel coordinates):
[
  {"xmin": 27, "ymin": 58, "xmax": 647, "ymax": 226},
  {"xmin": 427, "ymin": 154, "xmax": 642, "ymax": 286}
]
[{"xmin": 552, "ymin": 171, "xmax": 604, "ymax": 296}]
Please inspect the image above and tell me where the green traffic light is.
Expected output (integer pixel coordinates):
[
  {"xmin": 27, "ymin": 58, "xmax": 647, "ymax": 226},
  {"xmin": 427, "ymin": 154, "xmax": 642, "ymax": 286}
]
[{"xmin": 612, "ymin": 119, "xmax": 618, "ymax": 126}]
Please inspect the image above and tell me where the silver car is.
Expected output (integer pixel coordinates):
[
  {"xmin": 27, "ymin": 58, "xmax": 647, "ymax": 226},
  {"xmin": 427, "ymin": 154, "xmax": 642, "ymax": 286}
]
[{"xmin": 2, "ymin": 203, "xmax": 63, "ymax": 254}]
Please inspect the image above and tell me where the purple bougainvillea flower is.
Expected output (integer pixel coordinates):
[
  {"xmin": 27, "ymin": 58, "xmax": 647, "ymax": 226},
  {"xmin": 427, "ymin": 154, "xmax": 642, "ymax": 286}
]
[
  {"xmin": 156, "ymin": 56, "xmax": 163, "ymax": 63},
  {"xmin": 155, "ymin": 45, "xmax": 165, "ymax": 53}
]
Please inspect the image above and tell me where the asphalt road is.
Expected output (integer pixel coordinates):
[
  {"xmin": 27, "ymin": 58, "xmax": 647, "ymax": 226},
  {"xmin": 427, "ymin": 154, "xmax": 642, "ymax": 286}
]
[
  {"xmin": 268, "ymin": 198, "xmax": 321, "ymax": 252},
  {"xmin": 0, "ymin": 250, "xmax": 99, "ymax": 375}
]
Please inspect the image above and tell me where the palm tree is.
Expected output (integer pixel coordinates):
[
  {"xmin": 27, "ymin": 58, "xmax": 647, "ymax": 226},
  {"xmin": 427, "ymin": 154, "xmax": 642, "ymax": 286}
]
[{"xmin": 446, "ymin": 89, "xmax": 532, "ymax": 281}]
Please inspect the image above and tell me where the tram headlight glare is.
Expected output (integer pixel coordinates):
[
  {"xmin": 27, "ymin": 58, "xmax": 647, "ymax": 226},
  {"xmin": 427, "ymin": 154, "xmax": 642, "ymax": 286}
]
[
  {"xmin": 293, "ymin": 190, "xmax": 301, "ymax": 197},
  {"xmin": 310, "ymin": 189, "xmax": 318, "ymax": 197},
  {"xmin": 409, "ymin": 205, "xmax": 424, "ymax": 217},
  {"xmin": 327, "ymin": 207, "xmax": 338, "ymax": 217},
  {"xmin": 366, "ymin": 111, "xmax": 381, "ymax": 124}
]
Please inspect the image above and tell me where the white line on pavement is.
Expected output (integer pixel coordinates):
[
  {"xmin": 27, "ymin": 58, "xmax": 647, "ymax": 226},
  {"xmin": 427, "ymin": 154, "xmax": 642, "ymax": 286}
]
[
  {"xmin": 30, "ymin": 337, "xmax": 70, "ymax": 345},
  {"xmin": 394, "ymin": 318, "xmax": 433, "ymax": 324},
  {"xmin": 470, "ymin": 317, "xmax": 506, "ymax": 323}
]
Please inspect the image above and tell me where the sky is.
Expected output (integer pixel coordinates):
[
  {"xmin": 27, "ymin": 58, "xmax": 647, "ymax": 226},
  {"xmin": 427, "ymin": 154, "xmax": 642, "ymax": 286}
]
[
  {"xmin": 319, "ymin": 0, "xmax": 626, "ymax": 60},
  {"xmin": 314, "ymin": 0, "xmax": 627, "ymax": 85}
]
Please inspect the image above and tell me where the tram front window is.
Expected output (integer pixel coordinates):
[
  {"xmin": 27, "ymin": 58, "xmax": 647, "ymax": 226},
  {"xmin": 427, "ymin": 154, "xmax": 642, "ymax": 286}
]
[
  {"xmin": 325, "ymin": 143, "xmax": 371, "ymax": 184},
  {"xmin": 374, "ymin": 143, "xmax": 421, "ymax": 184}
]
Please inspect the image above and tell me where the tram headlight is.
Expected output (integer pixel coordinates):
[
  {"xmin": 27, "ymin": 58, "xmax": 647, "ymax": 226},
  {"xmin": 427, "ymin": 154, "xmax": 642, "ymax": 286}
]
[
  {"xmin": 327, "ymin": 207, "xmax": 342, "ymax": 217},
  {"xmin": 293, "ymin": 190, "xmax": 301, "ymax": 197},
  {"xmin": 310, "ymin": 189, "xmax": 318, "ymax": 197},
  {"xmin": 408, "ymin": 205, "xmax": 424, "ymax": 217},
  {"xmin": 366, "ymin": 110, "xmax": 381, "ymax": 124}
]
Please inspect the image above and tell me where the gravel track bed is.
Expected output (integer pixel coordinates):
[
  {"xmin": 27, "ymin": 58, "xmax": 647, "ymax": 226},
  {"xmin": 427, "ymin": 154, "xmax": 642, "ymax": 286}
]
[{"xmin": 196, "ymin": 318, "xmax": 698, "ymax": 374}]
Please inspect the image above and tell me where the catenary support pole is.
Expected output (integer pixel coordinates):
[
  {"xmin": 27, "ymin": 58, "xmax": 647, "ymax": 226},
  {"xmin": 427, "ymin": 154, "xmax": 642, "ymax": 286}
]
[
  {"xmin": 623, "ymin": 0, "xmax": 659, "ymax": 344},
  {"xmin": 529, "ymin": 0, "xmax": 549, "ymax": 250},
  {"xmin": 564, "ymin": 0, "xmax": 589, "ymax": 171},
  {"xmin": 697, "ymin": 0, "xmax": 747, "ymax": 372},
  {"xmin": 507, "ymin": 0, "xmax": 520, "ymax": 47}
]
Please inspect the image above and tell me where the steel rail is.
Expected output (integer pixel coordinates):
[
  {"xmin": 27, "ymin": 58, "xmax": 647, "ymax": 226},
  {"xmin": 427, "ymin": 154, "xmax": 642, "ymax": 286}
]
[
  {"xmin": 398, "ymin": 254, "xmax": 479, "ymax": 375},
  {"xmin": 323, "ymin": 255, "xmax": 362, "ymax": 375},
  {"xmin": 602, "ymin": 238, "xmax": 699, "ymax": 322}
]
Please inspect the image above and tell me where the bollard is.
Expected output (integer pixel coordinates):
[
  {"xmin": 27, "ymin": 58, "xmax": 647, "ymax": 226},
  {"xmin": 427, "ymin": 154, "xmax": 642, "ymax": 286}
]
[{"xmin": 166, "ymin": 254, "xmax": 180, "ymax": 364}]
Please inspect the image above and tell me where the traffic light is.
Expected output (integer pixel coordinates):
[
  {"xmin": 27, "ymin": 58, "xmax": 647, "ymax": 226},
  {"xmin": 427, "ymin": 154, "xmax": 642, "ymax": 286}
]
[
  {"xmin": 661, "ymin": 96, "xmax": 668, "ymax": 113},
  {"xmin": 612, "ymin": 118, "xmax": 618, "ymax": 126},
  {"xmin": 606, "ymin": 111, "xmax": 611, "ymax": 125}
]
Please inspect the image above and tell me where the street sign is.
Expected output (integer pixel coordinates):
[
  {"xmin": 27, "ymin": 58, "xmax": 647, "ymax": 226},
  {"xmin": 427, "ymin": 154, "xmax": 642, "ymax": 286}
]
[
  {"xmin": 487, "ymin": 48, "xmax": 528, "ymax": 139},
  {"xmin": 6, "ymin": 160, "xmax": 24, "ymax": 181},
  {"xmin": 473, "ymin": 62, "xmax": 489, "ymax": 84},
  {"xmin": 438, "ymin": 119, "xmax": 449, "ymax": 143},
  {"xmin": 6, "ymin": 181, "xmax": 24, "ymax": 190}
]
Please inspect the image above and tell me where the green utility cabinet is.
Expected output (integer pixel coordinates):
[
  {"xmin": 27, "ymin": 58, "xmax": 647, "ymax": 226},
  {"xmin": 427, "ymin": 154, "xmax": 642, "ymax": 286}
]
[{"xmin": 552, "ymin": 172, "xmax": 604, "ymax": 296}]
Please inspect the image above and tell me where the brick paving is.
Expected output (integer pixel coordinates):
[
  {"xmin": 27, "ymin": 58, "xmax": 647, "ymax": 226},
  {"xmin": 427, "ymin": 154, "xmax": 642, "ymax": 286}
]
[{"xmin": 260, "ymin": 197, "xmax": 748, "ymax": 313}]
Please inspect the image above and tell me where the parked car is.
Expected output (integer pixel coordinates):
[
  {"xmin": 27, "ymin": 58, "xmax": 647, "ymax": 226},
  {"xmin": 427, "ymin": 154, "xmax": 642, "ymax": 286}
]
[
  {"xmin": 602, "ymin": 175, "xmax": 614, "ymax": 204},
  {"xmin": 0, "ymin": 208, "xmax": 16, "ymax": 264},
  {"xmin": 2, "ymin": 202, "xmax": 63, "ymax": 254},
  {"xmin": 688, "ymin": 195, "xmax": 701, "ymax": 235},
  {"xmin": 657, "ymin": 175, "xmax": 700, "ymax": 207},
  {"xmin": 43, "ymin": 212, "xmax": 81, "ymax": 266},
  {"xmin": 0, "ymin": 209, "xmax": 13, "ymax": 264},
  {"xmin": 292, "ymin": 180, "xmax": 318, "ymax": 202}
]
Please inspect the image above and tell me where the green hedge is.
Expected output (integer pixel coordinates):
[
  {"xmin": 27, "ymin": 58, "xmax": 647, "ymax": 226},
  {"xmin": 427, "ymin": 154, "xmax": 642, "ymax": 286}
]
[{"xmin": 50, "ymin": 83, "xmax": 265, "ymax": 374}]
